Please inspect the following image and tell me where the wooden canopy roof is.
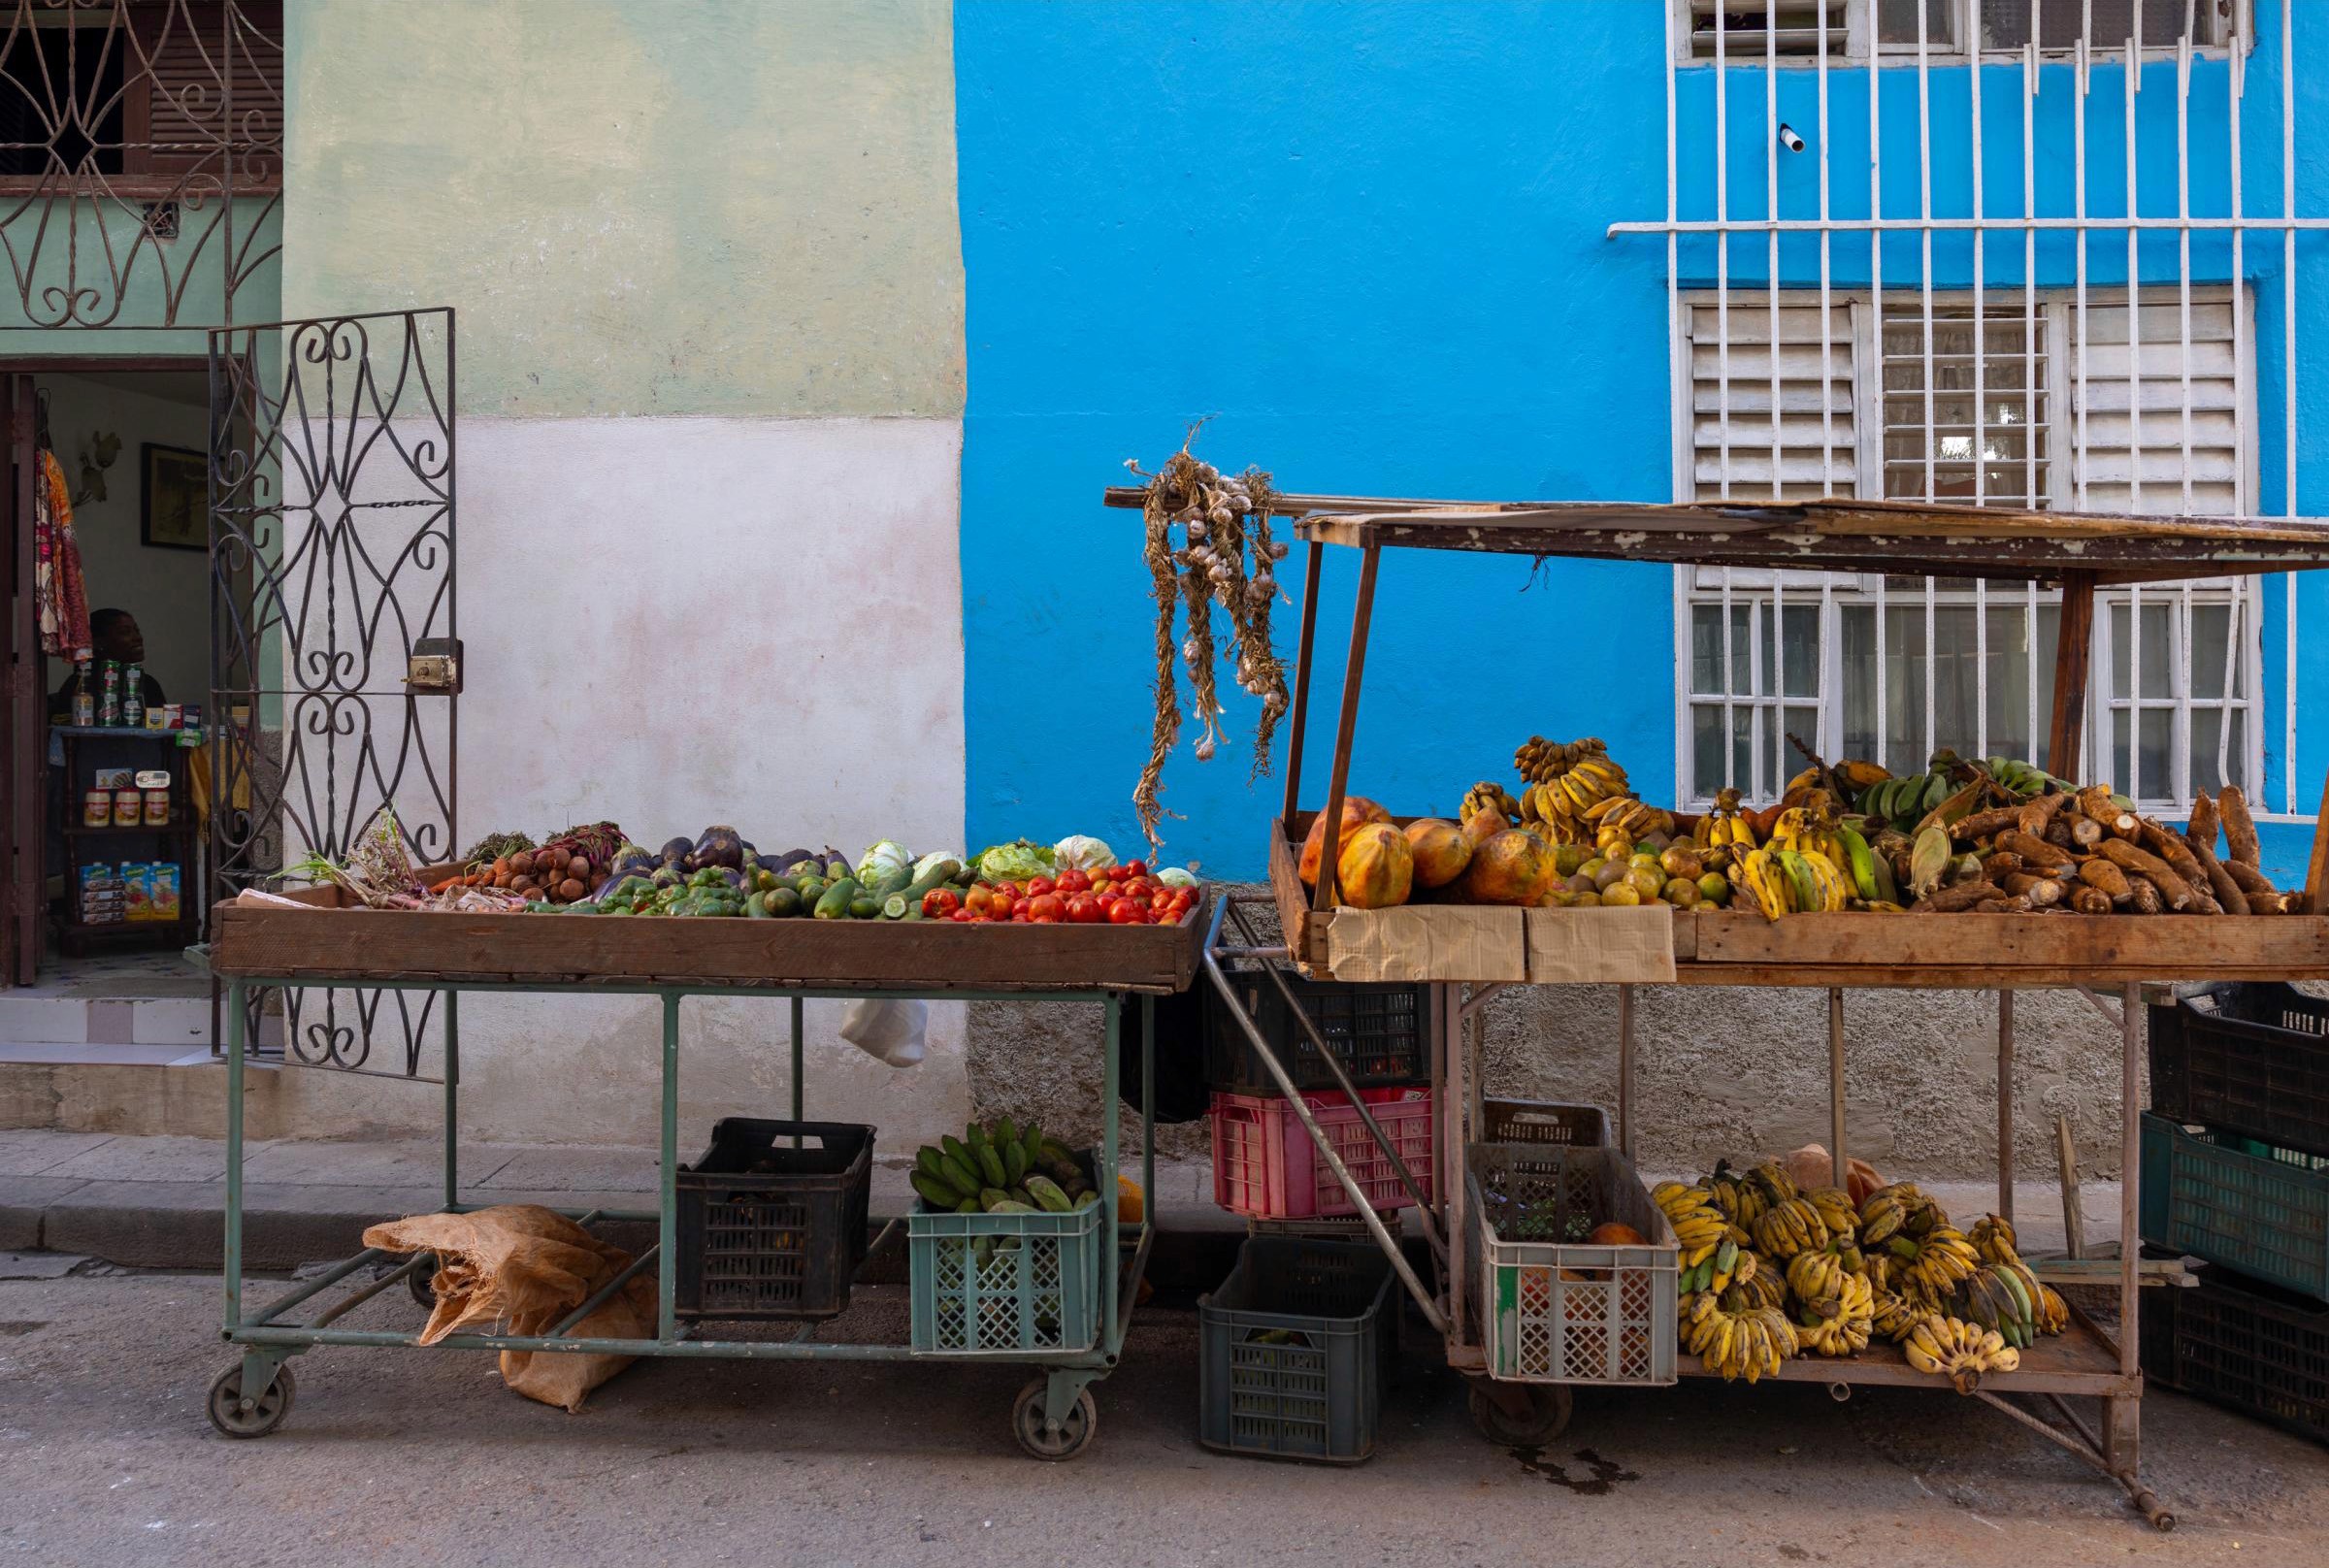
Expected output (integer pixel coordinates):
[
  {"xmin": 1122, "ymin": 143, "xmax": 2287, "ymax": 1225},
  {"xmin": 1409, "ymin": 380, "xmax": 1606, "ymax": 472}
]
[{"xmin": 1101, "ymin": 487, "xmax": 2329, "ymax": 586}]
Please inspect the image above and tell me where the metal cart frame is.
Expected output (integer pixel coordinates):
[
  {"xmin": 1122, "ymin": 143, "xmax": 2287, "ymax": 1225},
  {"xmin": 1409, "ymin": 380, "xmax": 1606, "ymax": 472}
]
[{"xmin": 211, "ymin": 975, "xmax": 1158, "ymax": 1461}]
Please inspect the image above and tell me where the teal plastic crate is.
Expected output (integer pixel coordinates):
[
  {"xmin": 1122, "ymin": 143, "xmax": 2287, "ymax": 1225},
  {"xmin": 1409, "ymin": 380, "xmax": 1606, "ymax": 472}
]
[
  {"xmin": 907, "ymin": 1160, "xmax": 1107, "ymax": 1355},
  {"xmin": 2140, "ymin": 1114, "xmax": 2329, "ymax": 1302}
]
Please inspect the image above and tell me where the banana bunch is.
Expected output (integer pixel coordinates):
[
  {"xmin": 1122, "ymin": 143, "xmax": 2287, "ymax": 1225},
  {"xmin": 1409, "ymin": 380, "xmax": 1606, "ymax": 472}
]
[
  {"xmin": 1584, "ymin": 794, "xmax": 1676, "ymax": 856},
  {"xmin": 1805, "ymin": 1186, "xmax": 1859, "ymax": 1240},
  {"xmin": 1706, "ymin": 1160, "xmax": 1769, "ymax": 1229},
  {"xmin": 1651, "ymin": 1180, "xmax": 1730, "ymax": 1272},
  {"xmin": 1856, "ymin": 1182, "xmax": 1939, "ymax": 1248},
  {"xmin": 1870, "ymin": 1285, "xmax": 1931, "ymax": 1342},
  {"xmin": 1462, "ymin": 780, "xmax": 1523, "ymax": 828},
  {"xmin": 1978, "ymin": 755, "xmax": 2075, "ymax": 800},
  {"xmin": 1686, "ymin": 1292, "xmax": 1800, "ymax": 1383},
  {"xmin": 1954, "ymin": 1263, "xmax": 2047, "ymax": 1349},
  {"xmin": 1795, "ymin": 1270, "xmax": 1876, "ymax": 1357},
  {"xmin": 1903, "ymin": 1313, "xmax": 2020, "ymax": 1380},
  {"xmin": 1751, "ymin": 1195, "xmax": 1831, "ymax": 1259},
  {"xmin": 1968, "ymin": 1212, "xmax": 2020, "ymax": 1265},
  {"xmin": 1693, "ymin": 786, "xmax": 1758, "ymax": 850},
  {"xmin": 1769, "ymin": 796, "xmax": 1847, "ymax": 864},
  {"xmin": 1675, "ymin": 1235, "xmax": 1759, "ymax": 1296},
  {"xmin": 1732, "ymin": 845, "xmax": 1852, "ymax": 920},
  {"xmin": 1785, "ymin": 1246, "xmax": 1852, "ymax": 1304},
  {"xmin": 1885, "ymin": 1225, "xmax": 1980, "ymax": 1297},
  {"xmin": 1858, "ymin": 770, "xmax": 1957, "ymax": 831},
  {"xmin": 1513, "ymin": 740, "xmax": 1631, "ymax": 846}
]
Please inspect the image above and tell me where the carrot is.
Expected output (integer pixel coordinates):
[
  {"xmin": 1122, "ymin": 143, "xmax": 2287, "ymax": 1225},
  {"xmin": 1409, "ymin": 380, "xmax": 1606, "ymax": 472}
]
[{"xmin": 429, "ymin": 876, "xmax": 459, "ymax": 894}]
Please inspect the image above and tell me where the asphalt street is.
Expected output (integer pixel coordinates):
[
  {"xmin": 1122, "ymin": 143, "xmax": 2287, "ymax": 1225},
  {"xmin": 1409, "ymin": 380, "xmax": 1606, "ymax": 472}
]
[{"xmin": 1, "ymin": 1265, "xmax": 2321, "ymax": 1568}]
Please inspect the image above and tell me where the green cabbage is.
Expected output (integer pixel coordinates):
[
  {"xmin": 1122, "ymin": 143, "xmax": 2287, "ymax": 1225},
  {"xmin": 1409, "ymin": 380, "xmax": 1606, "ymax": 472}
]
[
  {"xmin": 911, "ymin": 849, "xmax": 962, "ymax": 883},
  {"xmin": 857, "ymin": 840, "xmax": 912, "ymax": 888},
  {"xmin": 973, "ymin": 840, "xmax": 1055, "ymax": 883},
  {"xmin": 1155, "ymin": 866, "xmax": 1198, "ymax": 888},
  {"xmin": 1052, "ymin": 834, "xmax": 1116, "ymax": 872}
]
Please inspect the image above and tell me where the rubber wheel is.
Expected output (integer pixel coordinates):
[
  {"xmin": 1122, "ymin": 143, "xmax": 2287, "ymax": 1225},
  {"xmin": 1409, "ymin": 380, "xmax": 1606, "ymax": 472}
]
[
  {"xmin": 1468, "ymin": 1383, "xmax": 1571, "ymax": 1447},
  {"xmin": 406, "ymin": 1255, "xmax": 438, "ymax": 1309},
  {"xmin": 208, "ymin": 1362, "xmax": 295, "ymax": 1439},
  {"xmin": 1011, "ymin": 1378, "xmax": 1098, "ymax": 1461}
]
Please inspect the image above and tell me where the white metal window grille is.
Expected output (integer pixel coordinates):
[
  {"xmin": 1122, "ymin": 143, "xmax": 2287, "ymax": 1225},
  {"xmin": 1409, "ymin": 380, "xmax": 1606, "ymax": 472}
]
[
  {"xmin": 1676, "ymin": 289, "xmax": 2252, "ymax": 809},
  {"xmin": 1682, "ymin": 0, "xmax": 2244, "ymax": 60},
  {"xmin": 1630, "ymin": 0, "xmax": 2310, "ymax": 816}
]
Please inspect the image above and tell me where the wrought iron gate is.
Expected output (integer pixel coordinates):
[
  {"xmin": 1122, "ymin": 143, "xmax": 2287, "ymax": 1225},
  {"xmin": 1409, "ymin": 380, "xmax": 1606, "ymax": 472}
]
[{"xmin": 207, "ymin": 309, "xmax": 456, "ymax": 1071}]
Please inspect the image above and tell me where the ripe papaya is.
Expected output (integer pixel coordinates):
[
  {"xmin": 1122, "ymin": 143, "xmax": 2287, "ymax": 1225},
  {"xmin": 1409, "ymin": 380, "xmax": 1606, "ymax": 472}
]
[
  {"xmin": 1404, "ymin": 817, "xmax": 1472, "ymax": 889},
  {"xmin": 1459, "ymin": 829, "xmax": 1555, "ymax": 906},
  {"xmin": 1333, "ymin": 821, "xmax": 1413, "ymax": 909},
  {"xmin": 1297, "ymin": 796, "xmax": 1393, "ymax": 884}
]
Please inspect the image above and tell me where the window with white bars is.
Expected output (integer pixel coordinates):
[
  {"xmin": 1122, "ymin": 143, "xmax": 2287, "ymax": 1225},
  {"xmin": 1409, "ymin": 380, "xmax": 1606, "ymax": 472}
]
[
  {"xmin": 1677, "ymin": 286, "xmax": 2257, "ymax": 813},
  {"xmin": 1680, "ymin": 0, "xmax": 2242, "ymax": 60}
]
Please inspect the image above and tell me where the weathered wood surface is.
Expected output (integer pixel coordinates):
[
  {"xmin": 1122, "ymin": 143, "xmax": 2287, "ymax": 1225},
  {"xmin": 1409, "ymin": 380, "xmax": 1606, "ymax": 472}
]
[{"xmin": 209, "ymin": 886, "xmax": 1207, "ymax": 995}]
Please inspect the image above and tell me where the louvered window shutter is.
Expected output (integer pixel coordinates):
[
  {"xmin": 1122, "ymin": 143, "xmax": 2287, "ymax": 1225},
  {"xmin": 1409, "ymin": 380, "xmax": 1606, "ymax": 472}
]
[
  {"xmin": 1687, "ymin": 299, "xmax": 1858, "ymax": 502},
  {"xmin": 131, "ymin": 1, "xmax": 281, "ymax": 186},
  {"xmin": 2070, "ymin": 295, "xmax": 2243, "ymax": 516}
]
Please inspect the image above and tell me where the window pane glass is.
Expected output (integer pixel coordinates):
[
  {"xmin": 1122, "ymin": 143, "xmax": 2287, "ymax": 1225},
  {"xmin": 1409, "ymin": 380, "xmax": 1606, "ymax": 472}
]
[
  {"xmin": 1693, "ymin": 703, "xmax": 1728, "ymax": 800},
  {"xmin": 1881, "ymin": 306, "xmax": 2047, "ymax": 507},
  {"xmin": 1782, "ymin": 604, "xmax": 1820, "ymax": 698},
  {"xmin": 2140, "ymin": 708, "xmax": 2172, "ymax": 801},
  {"xmin": 2111, "ymin": 708, "xmax": 2131, "ymax": 798},
  {"xmin": 1783, "ymin": 705, "xmax": 1821, "ymax": 773},
  {"xmin": 1734, "ymin": 705, "xmax": 1756, "ymax": 799},
  {"xmin": 1880, "ymin": 0, "xmax": 1956, "ymax": 46},
  {"xmin": 2109, "ymin": 600, "xmax": 2177, "ymax": 701},
  {"xmin": 1985, "ymin": 604, "xmax": 2034, "ymax": 761},
  {"xmin": 1841, "ymin": 600, "xmax": 1929, "ymax": 774},
  {"xmin": 2192, "ymin": 602, "xmax": 2240, "ymax": 700},
  {"xmin": 2191, "ymin": 708, "xmax": 2228, "ymax": 800},
  {"xmin": 1841, "ymin": 604, "xmax": 1878, "ymax": 763},
  {"xmin": 1691, "ymin": 604, "xmax": 1724, "ymax": 696},
  {"xmin": 1983, "ymin": 0, "xmax": 2207, "ymax": 50},
  {"xmin": 1932, "ymin": 604, "xmax": 1980, "ymax": 756}
]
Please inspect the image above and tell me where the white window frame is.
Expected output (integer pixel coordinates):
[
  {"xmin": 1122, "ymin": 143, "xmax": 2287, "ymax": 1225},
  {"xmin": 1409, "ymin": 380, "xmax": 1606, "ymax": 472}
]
[
  {"xmin": 1673, "ymin": 0, "xmax": 2250, "ymax": 65},
  {"xmin": 1671, "ymin": 283, "xmax": 2263, "ymax": 814}
]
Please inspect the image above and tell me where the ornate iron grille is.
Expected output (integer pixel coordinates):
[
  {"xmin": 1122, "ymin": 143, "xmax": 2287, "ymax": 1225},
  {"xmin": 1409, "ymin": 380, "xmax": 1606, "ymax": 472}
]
[
  {"xmin": 208, "ymin": 310, "xmax": 456, "ymax": 1074},
  {"xmin": 0, "ymin": 0, "xmax": 281, "ymax": 329}
]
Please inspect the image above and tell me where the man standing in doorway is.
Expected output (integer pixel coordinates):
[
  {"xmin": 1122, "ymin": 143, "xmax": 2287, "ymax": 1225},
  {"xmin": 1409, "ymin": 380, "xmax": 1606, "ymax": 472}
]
[{"xmin": 49, "ymin": 607, "xmax": 166, "ymax": 720}]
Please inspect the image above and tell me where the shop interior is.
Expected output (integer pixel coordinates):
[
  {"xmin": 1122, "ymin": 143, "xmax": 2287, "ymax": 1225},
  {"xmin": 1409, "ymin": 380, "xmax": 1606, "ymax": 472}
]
[{"xmin": 9, "ymin": 365, "xmax": 215, "ymax": 1028}]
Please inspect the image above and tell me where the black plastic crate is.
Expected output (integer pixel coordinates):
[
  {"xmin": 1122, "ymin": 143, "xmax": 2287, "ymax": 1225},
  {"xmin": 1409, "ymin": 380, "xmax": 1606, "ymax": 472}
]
[
  {"xmin": 1203, "ymin": 971, "xmax": 1434, "ymax": 1095},
  {"xmin": 2142, "ymin": 1262, "xmax": 2329, "ymax": 1448},
  {"xmin": 674, "ymin": 1118, "xmax": 873, "ymax": 1322},
  {"xmin": 1198, "ymin": 1236, "xmax": 1398, "ymax": 1464},
  {"xmin": 2150, "ymin": 983, "xmax": 2329, "ymax": 1160}
]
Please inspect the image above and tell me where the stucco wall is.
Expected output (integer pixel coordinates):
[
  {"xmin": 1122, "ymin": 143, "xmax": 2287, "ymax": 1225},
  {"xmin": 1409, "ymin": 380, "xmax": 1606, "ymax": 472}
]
[
  {"xmin": 275, "ymin": 0, "xmax": 972, "ymax": 1147},
  {"xmin": 283, "ymin": 0, "xmax": 963, "ymax": 417}
]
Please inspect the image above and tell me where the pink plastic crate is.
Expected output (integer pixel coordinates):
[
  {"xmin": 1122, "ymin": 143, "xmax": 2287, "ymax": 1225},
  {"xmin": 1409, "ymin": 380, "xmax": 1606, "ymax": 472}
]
[{"xmin": 1210, "ymin": 1087, "xmax": 1436, "ymax": 1220}]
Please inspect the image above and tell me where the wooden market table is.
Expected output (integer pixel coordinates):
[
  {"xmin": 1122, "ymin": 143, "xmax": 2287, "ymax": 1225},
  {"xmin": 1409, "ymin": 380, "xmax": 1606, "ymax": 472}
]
[
  {"xmin": 200, "ymin": 877, "xmax": 1204, "ymax": 1460},
  {"xmin": 1109, "ymin": 479, "xmax": 2329, "ymax": 1529}
]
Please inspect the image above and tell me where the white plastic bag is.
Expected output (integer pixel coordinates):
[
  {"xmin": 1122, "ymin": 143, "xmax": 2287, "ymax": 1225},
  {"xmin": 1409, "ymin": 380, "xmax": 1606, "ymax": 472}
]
[{"xmin": 839, "ymin": 997, "xmax": 928, "ymax": 1067}]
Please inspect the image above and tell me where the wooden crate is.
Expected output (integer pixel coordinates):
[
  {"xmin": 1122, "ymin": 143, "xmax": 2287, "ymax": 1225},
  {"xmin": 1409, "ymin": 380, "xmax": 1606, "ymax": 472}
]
[
  {"xmin": 1270, "ymin": 821, "xmax": 2329, "ymax": 988},
  {"xmin": 209, "ymin": 876, "xmax": 1207, "ymax": 995}
]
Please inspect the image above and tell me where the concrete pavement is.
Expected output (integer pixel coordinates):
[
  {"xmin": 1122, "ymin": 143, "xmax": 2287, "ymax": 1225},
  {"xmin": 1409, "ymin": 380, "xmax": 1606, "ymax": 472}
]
[{"xmin": 0, "ymin": 1264, "xmax": 2319, "ymax": 1568}]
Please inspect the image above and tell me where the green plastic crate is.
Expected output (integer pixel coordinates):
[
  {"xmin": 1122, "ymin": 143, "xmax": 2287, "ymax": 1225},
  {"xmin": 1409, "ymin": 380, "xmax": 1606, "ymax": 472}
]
[
  {"xmin": 907, "ymin": 1159, "xmax": 1107, "ymax": 1355},
  {"xmin": 2140, "ymin": 1114, "xmax": 2329, "ymax": 1303}
]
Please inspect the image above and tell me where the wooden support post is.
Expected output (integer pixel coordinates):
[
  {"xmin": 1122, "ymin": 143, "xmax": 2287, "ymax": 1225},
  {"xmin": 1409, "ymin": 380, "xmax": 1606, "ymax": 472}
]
[
  {"xmin": 2056, "ymin": 1112, "xmax": 2084, "ymax": 1260},
  {"xmin": 2046, "ymin": 572, "xmax": 2097, "ymax": 781},
  {"xmin": 1827, "ymin": 988, "xmax": 1846, "ymax": 1188},
  {"xmin": 1618, "ymin": 984, "xmax": 1635, "ymax": 1163},
  {"xmin": 1279, "ymin": 539, "xmax": 1327, "ymax": 836},
  {"xmin": 2114, "ymin": 981, "xmax": 2142, "ymax": 1475},
  {"xmin": 1311, "ymin": 542, "xmax": 1380, "ymax": 912},
  {"xmin": 1998, "ymin": 990, "xmax": 2015, "ymax": 1224}
]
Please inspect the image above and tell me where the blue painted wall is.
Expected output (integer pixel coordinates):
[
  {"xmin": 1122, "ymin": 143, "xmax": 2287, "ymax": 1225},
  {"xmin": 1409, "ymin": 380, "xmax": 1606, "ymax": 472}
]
[{"xmin": 957, "ymin": 1, "xmax": 2329, "ymax": 883}]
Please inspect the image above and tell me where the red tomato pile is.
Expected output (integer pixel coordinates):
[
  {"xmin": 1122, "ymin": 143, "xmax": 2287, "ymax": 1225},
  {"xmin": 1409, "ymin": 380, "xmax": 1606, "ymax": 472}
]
[{"xmin": 923, "ymin": 861, "xmax": 1198, "ymax": 926}]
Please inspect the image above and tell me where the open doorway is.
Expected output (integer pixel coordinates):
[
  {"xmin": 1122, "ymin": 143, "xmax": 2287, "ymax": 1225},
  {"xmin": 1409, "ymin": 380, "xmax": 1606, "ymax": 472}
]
[{"xmin": 3, "ymin": 362, "xmax": 213, "ymax": 1050}]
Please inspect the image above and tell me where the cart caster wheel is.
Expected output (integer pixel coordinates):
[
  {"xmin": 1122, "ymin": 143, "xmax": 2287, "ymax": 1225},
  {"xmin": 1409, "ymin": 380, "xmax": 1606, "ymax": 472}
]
[
  {"xmin": 406, "ymin": 1256, "xmax": 437, "ymax": 1308},
  {"xmin": 1010, "ymin": 1378, "xmax": 1098, "ymax": 1461},
  {"xmin": 207, "ymin": 1362, "xmax": 294, "ymax": 1439},
  {"xmin": 1468, "ymin": 1383, "xmax": 1570, "ymax": 1448}
]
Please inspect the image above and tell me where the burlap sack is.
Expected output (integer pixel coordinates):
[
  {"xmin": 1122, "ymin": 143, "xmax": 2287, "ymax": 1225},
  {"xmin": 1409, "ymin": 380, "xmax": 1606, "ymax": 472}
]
[{"xmin": 362, "ymin": 1203, "xmax": 655, "ymax": 1412}]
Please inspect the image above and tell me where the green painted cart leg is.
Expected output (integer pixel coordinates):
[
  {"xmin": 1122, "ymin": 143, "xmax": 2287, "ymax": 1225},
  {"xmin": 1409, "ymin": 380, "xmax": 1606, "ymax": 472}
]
[{"xmin": 659, "ymin": 990, "xmax": 680, "ymax": 1344}]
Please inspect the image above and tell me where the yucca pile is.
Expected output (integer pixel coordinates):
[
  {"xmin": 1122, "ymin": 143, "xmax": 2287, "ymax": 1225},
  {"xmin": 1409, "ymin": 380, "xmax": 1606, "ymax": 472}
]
[{"xmin": 1654, "ymin": 1162, "xmax": 2068, "ymax": 1385}]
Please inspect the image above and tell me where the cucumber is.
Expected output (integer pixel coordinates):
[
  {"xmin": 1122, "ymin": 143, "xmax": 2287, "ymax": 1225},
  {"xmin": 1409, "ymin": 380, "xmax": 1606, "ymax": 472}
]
[
  {"xmin": 864, "ymin": 863, "xmax": 914, "ymax": 900},
  {"xmin": 746, "ymin": 889, "xmax": 773, "ymax": 918},
  {"xmin": 811, "ymin": 877, "xmax": 859, "ymax": 920},
  {"xmin": 898, "ymin": 859, "xmax": 961, "ymax": 906},
  {"xmin": 847, "ymin": 895, "xmax": 879, "ymax": 919},
  {"xmin": 767, "ymin": 886, "xmax": 803, "ymax": 918}
]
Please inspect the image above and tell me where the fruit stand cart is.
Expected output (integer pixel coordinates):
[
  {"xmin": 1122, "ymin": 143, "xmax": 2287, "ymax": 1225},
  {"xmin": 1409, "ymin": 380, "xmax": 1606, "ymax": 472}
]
[
  {"xmin": 201, "ymin": 884, "xmax": 1202, "ymax": 1459},
  {"xmin": 1107, "ymin": 478, "xmax": 2329, "ymax": 1528}
]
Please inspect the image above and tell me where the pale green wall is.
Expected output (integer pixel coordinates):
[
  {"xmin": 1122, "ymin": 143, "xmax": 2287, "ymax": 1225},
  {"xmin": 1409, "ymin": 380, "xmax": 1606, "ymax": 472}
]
[
  {"xmin": 282, "ymin": 0, "xmax": 965, "ymax": 418},
  {"xmin": 0, "ymin": 199, "xmax": 280, "ymax": 352}
]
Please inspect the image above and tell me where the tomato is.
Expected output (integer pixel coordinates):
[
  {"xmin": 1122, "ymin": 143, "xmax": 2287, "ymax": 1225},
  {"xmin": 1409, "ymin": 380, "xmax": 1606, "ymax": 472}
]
[
  {"xmin": 963, "ymin": 885, "xmax": 993, "ymax": 916},
  {"xmin": 1090, "ymin": 879, "xmax": 1115, "ymax": 901},
  {"xmin": 922, "ymin": 888, "xmax": 961, "ymax": 919},
  {"xmin": 987, "ymin": 891, "xmax": 1017, "ymax": 921},
  {"xmin": 1120, "ymin": 860, "xmax": 1149, "ymax": 880},
  {"xmin": 1151, "ymin": 891, "xmax": 1177, "ymax": 915},
  {"xmin": 949, "ymin": 908, "xmax": 976, "ymax": 923},
  {"xmin": 1121, "ymin": 877, "xmax": 1153, "ymax": 899},
  {"xmin": 1027, "ymin": 892, "xmax": 1066, "ymax": 922},
  {"xmin": 1107, "ymin": 899, "xmax": 1148, "ymax": 925},
  {"xmin": 1065, "ymin": 894, "xmax": 1100, "ymax": 923},
  {"xmin": 1025, "ymin": 875, "xmax": 1056, "ymax": 898},
  {"xmin": 1054, "ymin": 867, "xmax": 1090, "ymax": 895},
  {"xmin": 1012, "ymin": 909, "xmax": 1031, "ymax": 922}
]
